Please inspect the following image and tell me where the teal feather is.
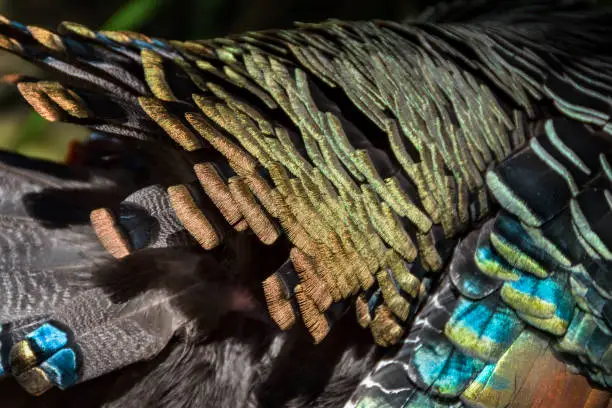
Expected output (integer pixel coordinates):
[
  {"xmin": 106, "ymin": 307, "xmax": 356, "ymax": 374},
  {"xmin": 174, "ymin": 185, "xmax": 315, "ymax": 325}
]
[
  {"xmin": 444, "ymin": 297, "xmax": 524, "ymax": 363},
  {"xmin": 409, "ymin": 333, "xmax": 485, "ymax": 397}
]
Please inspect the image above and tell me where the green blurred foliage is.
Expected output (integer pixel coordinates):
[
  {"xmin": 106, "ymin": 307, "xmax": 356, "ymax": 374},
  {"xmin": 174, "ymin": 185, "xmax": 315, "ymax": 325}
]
[{"xmin": 102, "ymin": 0, "xmax": 162, "ymax": 31}]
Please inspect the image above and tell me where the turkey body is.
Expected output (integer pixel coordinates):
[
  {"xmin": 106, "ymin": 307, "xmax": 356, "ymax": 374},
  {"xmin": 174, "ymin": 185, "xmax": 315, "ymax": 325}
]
[{"xmin": 0, "ymin": 1, "xmax": 612, "ymax": 407}]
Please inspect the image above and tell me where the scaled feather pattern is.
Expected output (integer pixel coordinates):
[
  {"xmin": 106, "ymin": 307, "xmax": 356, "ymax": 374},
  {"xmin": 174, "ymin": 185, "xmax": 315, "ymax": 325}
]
[{"xmin": 0, "ymin": 1, "xmax": 612, "ymax": 407}]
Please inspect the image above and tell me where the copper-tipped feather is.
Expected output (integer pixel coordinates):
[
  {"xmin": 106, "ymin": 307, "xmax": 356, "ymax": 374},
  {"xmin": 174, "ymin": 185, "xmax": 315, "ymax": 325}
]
[
  {"xmin": 27, "ymin": 26, "xmax": 66, "ymax": 52},
  {"xmin": 262, "ymin": 273, "xmax": 296, "ymax": 330},
  {"xmin": 90, "ymin": 208, "xmax": 131, "ymax": 259},
  {"xmin": 193, "ymin": 162, "xmax": 244, "ymax": 227},
  {"xmin": 290, "ymin": 247, "xmax": 333, "ymax": 312},
  {"xmin": 0, "ymin": 33, "xmax": 22, "ymax": 52},
  {"xmin": 318, "ymin": 244, "xmax": 353, "ymax": 300},
  {"xmin": 342, "ymin": 238, "xmax": 375, "ymax": 290},
  {"xmin": 234, "ymin": 218, "xmax": 249, "ymax": 232},
  {"xmin": 228, "ymin": 177, "xmax": 279, "ymax": 245},
  {"xmin": 369, "ymin": 304, "xmax": 404, "ymax": 347},
  {"xmin": 141, "ymin": 49, "xmax": 177, "ymax": 102},
  {"xmin": 58, "ymin": 21, "xmax": 96, "ymax": 39},
  {"xmin": 139, "ymin": 97, "xmax": 202, "ymax": 151},
  {"xmin": 167, "ymin": 184, "xmax": 221, "ymax": 250},
  {"xmin": 185, "ymin": 110, "xmax": 257, "ymax": 175},
  {"xmin": 386, "ymin": 249, "xmax": 420, "ymax": 298},
  {"xmin": 416, "ymin": 231, "xmax": 443, "ymax": 272},
  {"xmin": 295, "ymin": 284, "xmax": 330, "ymax": 344},
  {"xmin": 17, "ymin": 81, "xmax": 89, "ymax": 120},
  {"xmin": 17, "ymin": 82, "xmax": 62, "ymax": 122},
  {"xmin": 242, "ymin": 170, "xmax": 279, "ymax": 218},
  {"xmin": 271, "ymin": 189, "xmax": 319, "ymax": 255},
  {"xmin": 376, "ymin": 269, "xmax": 410, "ymax": 321},
  {"xmin": 98, "ymin": 30, "xmax": 150, "ymax": 44},
  {"xmin": 355, "ymin": 295, "xmax": 371, "ymax": 328},
  {"xmin": 36, "ymin": 81, "xmax": 89, "ymax": 119}
]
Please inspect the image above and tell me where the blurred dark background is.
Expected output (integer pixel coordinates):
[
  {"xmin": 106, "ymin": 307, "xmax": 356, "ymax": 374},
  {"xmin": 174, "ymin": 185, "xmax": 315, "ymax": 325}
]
[{"xmin": 3, "ymin": 0, "xmax": 430, "ymax": 39}]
